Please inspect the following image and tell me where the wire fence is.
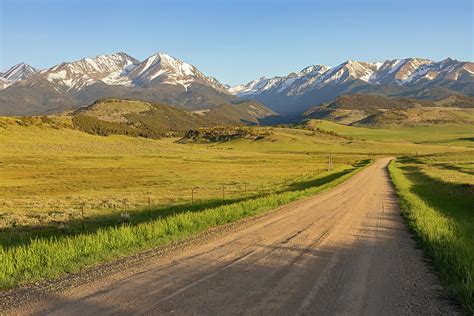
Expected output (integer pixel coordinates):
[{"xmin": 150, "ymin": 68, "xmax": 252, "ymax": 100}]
[{"xmin": 0, "ymin": 167, "xmax": 334, "ymax": 232}]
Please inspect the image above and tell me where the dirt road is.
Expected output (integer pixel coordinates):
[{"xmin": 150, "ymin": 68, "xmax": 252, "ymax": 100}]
[{"xmin": 4, "ymin": 158, "xmax": 458, "ymax": 315}]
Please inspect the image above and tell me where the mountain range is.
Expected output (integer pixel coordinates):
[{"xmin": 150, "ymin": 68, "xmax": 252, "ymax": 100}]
[
  {"xmin": 0, "ymin": 52, "xmax": 243, "ymax": 116},
  {"xmin": 230, "ymin": 58, "xmax": 474, "ymax": 115},
  {"xmin": 1, "ymin": 53, "xmax": 473, "ymax": 117}
]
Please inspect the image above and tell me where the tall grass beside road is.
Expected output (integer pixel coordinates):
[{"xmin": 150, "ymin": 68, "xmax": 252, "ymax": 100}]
[{"xmin": 389, "ymin": 157, "xmax": 474, "ymax": 312}]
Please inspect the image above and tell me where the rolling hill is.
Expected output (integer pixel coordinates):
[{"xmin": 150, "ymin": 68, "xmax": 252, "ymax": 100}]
[
  {"xmin": 72, "ymin": 98, "xmax": 276, "ymax": 138},
  {"xmin": 302, "ymin": 94, "xmax": 474, "ymax": 126}
]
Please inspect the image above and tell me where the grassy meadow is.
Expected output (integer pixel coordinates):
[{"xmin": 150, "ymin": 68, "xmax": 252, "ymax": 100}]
[
  {"xmin": 309, "ymin": 119, "xmax": 474, "ymax": 147},
  {"xmin": 0, "ymin": 117, "xmax": 371, "ymax": 242},
  {"xmin": 0, "ymin": 115, "xmax": 473, "ymax": 306},
  {"xmin": 1, "ymin": 117, "xmax": 466, "ymax": 232},
  {"xmin": 389, "ymin": 155, "xmax": 474, "ymax": 312}
]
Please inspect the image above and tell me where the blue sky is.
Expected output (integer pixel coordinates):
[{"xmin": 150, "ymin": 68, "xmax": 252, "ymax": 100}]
[{"xmin": 1, "ymin": 0, "xmax": 472, "ymax": 85}]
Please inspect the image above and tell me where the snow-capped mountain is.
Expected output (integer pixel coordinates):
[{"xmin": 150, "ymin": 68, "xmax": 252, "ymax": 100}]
[
  {"xmin": 35, "ymin": 52, "xmax": 139, "ymax": 91},
  {"xmin": 128, "ymin": 53, "xmax": 228, "ymax": 92},
  {"xmin": 230, "ymin": 58, "xmax": 474, "ymax": 115},
  {"xmin": 2, "ymin": 52, "xmax": 228, "ymax": 93},
  {"xmin": 0, "ymin": 53, "xmax": 472, "ymax": 116},
  {"xmin": 0, "ymin": 52, "xmax": 244, "ymax": 115},
  {"xmin": 229, "ymin": 65, "xmax": 330, "ymax": 97},
  {"xmin": 0, "ymin": 63, "xmax": 38, "ymax": 89}
]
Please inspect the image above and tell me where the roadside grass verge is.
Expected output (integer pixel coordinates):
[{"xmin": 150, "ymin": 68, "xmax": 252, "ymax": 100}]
[
  {"xmin": 388, "ymin": 158, "xmax": 474, "ymax": 312},
  {"xmin": 0, "ymin": 160, "xmax": 371, "ymax": 289},
  {"xmin": 0, "ymin": 197, "xmax": 252, "ymax": 249}
]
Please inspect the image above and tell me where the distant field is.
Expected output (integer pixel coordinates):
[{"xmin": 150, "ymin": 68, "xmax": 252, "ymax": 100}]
[{"xmin": 310, "ymin": 120, "xmax": 474, "ymax": 147}]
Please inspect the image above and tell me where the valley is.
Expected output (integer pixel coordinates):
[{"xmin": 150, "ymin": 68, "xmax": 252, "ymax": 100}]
[
  {"xmin": 1, "ymin": 50, "xmax": 473, "ymax": 314},
  {"xmin": 2, "ymin": 0, "xmax": 473, "ymax": 314}
]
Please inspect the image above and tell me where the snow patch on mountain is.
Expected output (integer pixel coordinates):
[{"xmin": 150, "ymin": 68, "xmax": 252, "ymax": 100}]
[
  {"xmin": 47, "ymin": 70, "xmax": 67, "ymax": 80},
  {"xmin": 388, "ymin": 60, "xmax": 405, "ymax": 74}
]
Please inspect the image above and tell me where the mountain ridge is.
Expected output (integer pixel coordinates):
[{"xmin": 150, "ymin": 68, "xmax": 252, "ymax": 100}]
[
  {"xmin": 230, "ymin": 57, "xmax": 474, "ymax": 115},
  {"xmin": 0, "ymin": 52, "xmax": 257, "ymax": 116},
  {"xmin": 1, "ymin": 53, "xmax": 472, "ymax": 117}
]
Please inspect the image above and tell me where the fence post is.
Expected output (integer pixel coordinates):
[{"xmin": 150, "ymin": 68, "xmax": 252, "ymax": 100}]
[
  {"xmin": 148, "ymin": 195, "xmax": 151, "ymax": 219},
  {"xmin": 244, "ymin": 183, "xmax": 247, "ymax": 196},
  {"xmin": 81, "ymin": 203, "xmax": 85, "ymax": 231},
  {"xmin": 191, "ymin": 188, "xmax": 194, "ymax": 203},
  {"xmin": 222, "ymin": 184, "xmax": 225, "ymax": 199}
]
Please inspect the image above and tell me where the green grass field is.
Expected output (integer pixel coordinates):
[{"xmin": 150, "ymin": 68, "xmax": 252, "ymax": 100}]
[
  {"xmin": 309, "ymin": 120, "xmax": 474, "ymax": 147},
  {"xmin": 389, "ymin": 155, "xmax": 474, "ymax": 312},
  {"xmin": 1, "ymin": 116, "xmax": 473, "ymax": 309},
  {"xmin": 1, "ymin": 117, "xmax": 466, "ymax": 231},
  {"xmin": 0, "ymin": 117, "xmax": 371, "ymax": 231}
]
